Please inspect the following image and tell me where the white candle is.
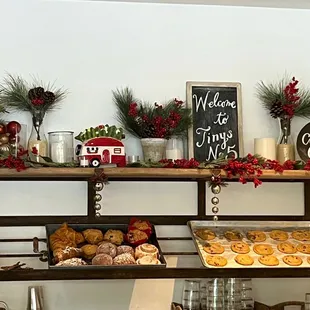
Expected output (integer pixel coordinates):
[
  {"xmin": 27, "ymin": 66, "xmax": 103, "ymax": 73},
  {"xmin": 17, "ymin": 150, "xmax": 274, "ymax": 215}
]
[
  {"xmin": 166, "ymin": 149, "xmax": 183, "ymax": 160},
  {"xmin": 254, "ymin": 138, "xmax": 276, "ymax": 160}
]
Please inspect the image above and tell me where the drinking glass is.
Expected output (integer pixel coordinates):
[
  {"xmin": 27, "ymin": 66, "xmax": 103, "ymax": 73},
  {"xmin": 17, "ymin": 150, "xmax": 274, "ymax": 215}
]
[
  {"xmin": 182, "ymin": 280, "xmax": 200, "ymax": 310},
  {"xmin": 305, "ymin": 293, "xmax": 310, "ymax": 310},
  {"xmin": 207, "ymin": 279, "xmax": 224, "ymax": 309}
]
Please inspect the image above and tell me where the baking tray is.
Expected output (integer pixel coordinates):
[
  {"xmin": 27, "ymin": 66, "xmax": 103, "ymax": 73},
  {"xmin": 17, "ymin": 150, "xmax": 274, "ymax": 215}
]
[
  {"xmin": 46, "ymin": 223, "xmax": 167, "ymax": 269},
  {"xmin": 188, "ymin": 221, "xmax": 310, "ymax": 268}
]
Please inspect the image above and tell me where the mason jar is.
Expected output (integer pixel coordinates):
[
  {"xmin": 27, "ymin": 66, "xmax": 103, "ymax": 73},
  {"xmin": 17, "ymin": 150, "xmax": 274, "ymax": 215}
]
[{"xmin": 48, "ymin": 131, "xmax": 74, "ymax": 163}]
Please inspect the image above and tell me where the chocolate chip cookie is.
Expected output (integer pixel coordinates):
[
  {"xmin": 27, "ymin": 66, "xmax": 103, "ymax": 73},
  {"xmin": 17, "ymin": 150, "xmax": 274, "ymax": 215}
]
[
  {"xmin": 205, "ymin": 255, "xmax": 227, "ymax": 267},
  {"xmin": 231, "ymin": 242, "xmax": 250, "ymax": 254},
  {"xmin": 203, "ymin": 243, "xmax": 225, "ymax": 254},
  {"xmin": 234, "ymin": 254, "xmax": 254, "ymax": 266}
]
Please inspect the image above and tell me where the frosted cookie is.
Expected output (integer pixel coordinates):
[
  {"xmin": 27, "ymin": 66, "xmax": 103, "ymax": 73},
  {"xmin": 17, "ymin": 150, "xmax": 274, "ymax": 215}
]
[
  {"xmin": 231, "ymin": 242, "xmax": 250, "ymax": 254},
  {"xmin": 258, "ymin": 255, "xmax": 279, "ymax": 266},
  {"xmin": 203, "ymin": 243, "xmax": 224, "ymax": 254},
  {"xmin": 234, "ymin": 254, "xmax": 254, "ymax": 266},
  {"xmin": 283, "ymin": 255, "xmax": 303, "ymax": 266},
  {"xmin": 277, "ymin": 242, "xmax": 297, "ymax": 254},
  {"xmin": 247, "ymin": 231, "xmax": 266, "ymax": 242},
  {"xmin": 224, "ymin": 230, "xmax": 243, "ymax": 241},
  {"xmin": 270, "ymin": 230, "xmax": 288, "ymax": 241},
  {"xmin": 205, "ymin": 255, "xmax": 227, "ymax": 267},
  {"xmin": 253, "ymin": 244, "xmax": 274, "ymax": 255},
  {"xmin": 297, "ymin": 243, "xmax": 310, "ymax": 254},
  {"xmin": 292, "ymin": 230, "xmax": 310, "ymax": 241},
  {"xmin": 195, "ymin": 229, "xmax": 216, "ymax": 241}
]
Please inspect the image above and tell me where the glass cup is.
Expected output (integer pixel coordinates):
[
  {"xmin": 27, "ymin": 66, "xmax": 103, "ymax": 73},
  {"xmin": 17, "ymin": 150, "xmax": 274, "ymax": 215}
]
[
  {"xmin": 305, "ymin": 293, "xmax": 310, "ymax": 310},
  {"xmin": 182, "ymin": 280, "xmax": 200, "ymax": 310}
]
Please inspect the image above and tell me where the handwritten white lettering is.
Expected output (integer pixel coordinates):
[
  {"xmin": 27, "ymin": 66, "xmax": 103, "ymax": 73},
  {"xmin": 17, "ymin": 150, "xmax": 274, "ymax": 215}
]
[
  {"xmin": 302, "ymin": 133, "xmax": 310, "ymax": 146},
  {"xmin": 214, "ymin": 112, "xmax": 229, "ymax": 125}
]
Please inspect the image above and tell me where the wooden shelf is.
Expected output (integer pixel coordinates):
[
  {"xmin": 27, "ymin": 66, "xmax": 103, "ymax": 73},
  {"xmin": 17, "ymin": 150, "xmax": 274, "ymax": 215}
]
[
  {"xmin": 0, "ymin": 167, "xmax": 309, "ymax": 180},
  {"xmin": 1, "ymin": 267, "xmax": 310, "ymax": 281}
]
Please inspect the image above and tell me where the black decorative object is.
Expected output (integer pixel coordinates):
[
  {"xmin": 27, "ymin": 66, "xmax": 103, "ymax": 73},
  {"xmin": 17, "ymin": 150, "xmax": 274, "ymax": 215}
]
[{"xmin": 297, "ymin": 122, "xmax": 310, "ymax": 162}]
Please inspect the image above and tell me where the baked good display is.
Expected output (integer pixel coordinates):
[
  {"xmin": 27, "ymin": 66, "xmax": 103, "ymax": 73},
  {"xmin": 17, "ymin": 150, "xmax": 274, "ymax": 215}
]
[
  {"xmin": 246, "ymin": 231, "xmax": 266, "ymax": 242},
  {"xmin": 292, "ymin": 230, "xmax": 310, "ymax": 241},
  {"xmin": 203, "ymin": 243, "xmax": 224, "ymax": 254},
  {"xmin": 253, "ymin": 244, "xmax": 274, "ymax": 255},
  {"xmin": 234, "ymin": 254, "xmax": 254, "ymax": 266},
  {"xmin": 205, "ymin": 255, "xmax": 227, "ymax": 267},
  {"xmin": 53, "ymin": 247, "xmax": 82, "ymax": 263},
  {"xmin": 231, "ymin": 242, "xmax": 250, "ymax": 254},
  {"xmin": 129, "ymin": 218, "xmax": 152, "ymax": 237},
  {"xmin": 282, "ymin": 255, "xmax": 303, "ymax": 266},
  {"xmin": 297, "ymin": 243, "xmax": 310, "ymax": 254},
  {"xmin": 113, "ymin": 253, "xmax": 136, "ymax": 265},
  {"xmin": 117, "ymin": 245, "xmax": 135, "ymax": 257},
  {"xmin": 277, "ymin": 242, "xmax": 297, "ymax": 254},
  {"xmin": 269, "ymin": 230, "xmax": 288, "ymax": 241},
  {"xmin": 103, "ymin": 229, "xmax": 124, "ymax": 246},
  {"xmin": 96, "ymin": 242, "xmax": 117, "ymax": 258},
  {"xmin": 136, "ymin": 256, "xmax": 161, "ymax": 265},
  {"xmin": 92, "ymin": 254, "xmax": 113, "ymax": 265},
  {"xmin": 258, "ymin": 255, "xmax": 279, "ymax": 266},
  {"xmin": 126, "ymin": 229, "xmax": 149, "ymax": 245},
  {"xmin": 55, "ymin": 258, "xmax": 87, "ymax": 267},
  {"xmin": 81, "ymin": 244, "xmax": 98, "ymax": 260},
  {"xmin": 135, "ymin": 243, "xmax": 159, "ymax": 259},
  {"xmin": 224, "ymin": 230, "xmax": 243, "ymax": 241},
  {"xmin": 194, "ymin": 229, "xmax": 216, "ymax": 241},
  {"xmin": 82, "ymin": 229, "xmax": 104, "ymax": 245}
]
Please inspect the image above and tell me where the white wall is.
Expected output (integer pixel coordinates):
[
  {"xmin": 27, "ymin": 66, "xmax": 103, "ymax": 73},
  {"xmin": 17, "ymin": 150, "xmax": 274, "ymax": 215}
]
[{"xmin": 0, "ymin": 0, "xmax": 310, "ymax": 309}]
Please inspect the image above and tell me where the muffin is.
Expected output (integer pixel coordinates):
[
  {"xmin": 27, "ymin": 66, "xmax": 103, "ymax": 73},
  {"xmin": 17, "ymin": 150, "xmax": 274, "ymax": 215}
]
[
  {"xmin": 82, "ymin": 229, "xmax": 104, "ymax": 245},
  {"xmin": 81, "ymin": 244, "xmax": 98, "ymax": 260},
  {"xmin": 126, "ymin": 229, "xmax": 149, "ymax": 246},
  {"xmin": 103, "ymin": 229, "xmax": 124, "ymax": 246}
]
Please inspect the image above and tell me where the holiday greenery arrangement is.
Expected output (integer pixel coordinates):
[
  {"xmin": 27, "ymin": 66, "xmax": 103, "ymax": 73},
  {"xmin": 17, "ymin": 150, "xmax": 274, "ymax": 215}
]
[
  {"xmin": 256, "ymin": 76, "xmax": 310, "ymax": 119},
  {"xmin": 75, "ymin": 124, "xmax": 124, "ymax": 142},
  {"xmin": 113, "ymin": 87, "xmax": 192, "ymax": 139}
]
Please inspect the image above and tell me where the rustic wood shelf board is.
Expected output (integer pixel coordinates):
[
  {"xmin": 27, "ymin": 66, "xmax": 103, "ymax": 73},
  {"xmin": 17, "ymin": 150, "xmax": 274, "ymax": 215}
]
[
  {"xmin": 0, "ymin": 167, "xmax": 309, "ymax": 180},
  {"xmin": 1, "ymin": 267, "xmax": 310, "ymax": 281}
]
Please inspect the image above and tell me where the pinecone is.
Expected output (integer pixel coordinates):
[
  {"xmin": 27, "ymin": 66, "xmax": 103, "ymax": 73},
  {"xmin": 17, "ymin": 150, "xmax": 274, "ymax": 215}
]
[
  {"xmin": 43, "ymin": 91, "xmax": 56, "ymax": 104},
  {"xmin": 141, "ymin": 124, "xmax": 156, "ymax": 138},
  {"xmin": 28, "ymin": 87, "xmax": 44, "ymax": 100},
  {"xmin": 270, "ymin": 101, "xmax": 283, "ymax": 118}
]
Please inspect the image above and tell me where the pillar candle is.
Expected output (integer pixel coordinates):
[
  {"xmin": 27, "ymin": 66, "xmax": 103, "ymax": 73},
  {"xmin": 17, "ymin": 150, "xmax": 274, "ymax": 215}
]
[{"xmin": 254, "ymin": 138, "xmax": 276, "ymax": 160}]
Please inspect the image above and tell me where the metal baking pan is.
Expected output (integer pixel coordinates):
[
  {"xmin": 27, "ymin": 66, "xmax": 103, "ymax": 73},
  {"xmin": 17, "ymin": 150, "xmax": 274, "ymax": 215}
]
[
  {"xmin": 46, "ymin": 223, "xmax": 167, "ymax": 269},
  {"xmin": 188, "ymin": 221, "xmax": 310, "ymax": 268}
]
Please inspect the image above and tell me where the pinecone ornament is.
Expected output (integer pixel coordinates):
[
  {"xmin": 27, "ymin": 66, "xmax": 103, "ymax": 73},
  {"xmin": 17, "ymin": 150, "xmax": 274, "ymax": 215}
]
[
  {"xmin": 28, "ymin": 87, "xmax": 44, "ymax": 100},
  {"xmin": 270, "ymin": 101, "xmax": 283, "ymax": 118},
  {"xmin": 43, "ymin": 91, "xmax": 56, "ymax": 104},
  {"xmin": 141, "ymin": 124, "xmax": 156, "ymax": 138}
]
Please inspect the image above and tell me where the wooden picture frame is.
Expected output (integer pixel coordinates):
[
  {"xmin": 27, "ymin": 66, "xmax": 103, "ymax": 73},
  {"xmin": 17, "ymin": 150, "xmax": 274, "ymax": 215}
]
[{"xmin": 186, "ymin": 81, "xmax": 243, "ymax": 161}]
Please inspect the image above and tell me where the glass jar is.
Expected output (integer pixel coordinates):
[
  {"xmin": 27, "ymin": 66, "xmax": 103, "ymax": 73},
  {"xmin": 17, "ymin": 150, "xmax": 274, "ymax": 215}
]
[
  {"xmin": 165, "ymin": 136, "xmax": 184, "ymax": 160},
  {"xmin": 277, "ymin": 117, "xmax": 295, "ymax": 163},
  {"xmin": 48, "ymin": 131, "xmax": 74, "ymax": 163}
]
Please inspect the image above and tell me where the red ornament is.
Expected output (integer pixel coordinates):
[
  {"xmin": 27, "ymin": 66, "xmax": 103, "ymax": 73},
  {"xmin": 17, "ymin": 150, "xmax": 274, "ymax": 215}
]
[
  {"xmin": 9, "ymin": 134, "xmax": 20, "ymax": 143},
  {"xmin": 6, "ymin": 121, "xmax": 21, "ymax": 134}
]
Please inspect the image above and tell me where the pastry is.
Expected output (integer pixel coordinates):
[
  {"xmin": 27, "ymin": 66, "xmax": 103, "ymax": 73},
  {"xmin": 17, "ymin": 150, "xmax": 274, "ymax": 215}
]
[
  {"xmin": 277, "ymin": 242, "xmax": 297, "ymax": 254},
  {"xmin": 103, "ymin": 229, "xmax": 124, "ymax": 246},
  {"xmin": 129, "ymin": 218, "xmax": 152, "ymax": 236},
  {"xmin": 55, "ymin": 258, "xmax": 87, "ymax": 267},
  {"xmin": 224, "ymin": 230, "xmax": 243, "ymax": 241},
  {"xmin": 234, "ymin": 254, "xmax": 254, "ymax": 266},
  {"xmin": 92, "ymin": 254, "xmax": 113, "ymax": 265},
  {"xmin": 135, "ymin": 243, "xmax": 159, "ymax": 259},
  {"xmin": 205, "ymin": 255, "xmax": 227, "ymax": 267},
  {"xmin": 82, "ymin": 229, "xmax": 104, "ymax": 245},
  {"xmin": 307, "ymin": 257, "xmax": 310, "ymax": 264},
  {"xmin": 283, "ymin": 255, "xmax": 303, "ymax": 266},
  {"xmin": 113, "ymin": 253, "xmax": 136, "ymax": 265},
  {"xmin": 231, "ymin": 242, "xmax": 250, "ymax": 254},
  {"xmin": 49, "ymin": 223, "xmax": 85, "ymax": 251},
  {"xmin": 53, "ymin": 246, "xmax": 82, "ymax": 263},
  {"xmin": 246, "ymin": 231, "xmax": 266, "ymax": 242},
  {"xmin": 117, "ymin": 245, "xmax": 135, "ymax": 257},
  {"xmin": 126, "ymin": 229, "xmax": 149, "ymax": 245},
  {"xmin": 253, "ymin": 244, "xmax": 274, "ymax": 255},
  {"xmin": 136, "ymin": 256, "xmax": 161, "ymax": 265},
  {"xmin": 81, "ymin": 244, "xmax": 98, "ymax": 260},
  {"xmin": 292, "ymin": 230, "xmax": 310, "ymax": 241},
  {"xmin": 96, "ymin": 242, "xmax": 117, "ymax": 258},
  {"xmin": 269, "ymin": 230, "xmax": 288, "ymax": 241},
  {"xmin": 258, "ymin": 255, "xmax": 279, "ymax": 266},
  {"xmin": 203, "ymin": 243, "xmax": 224, "ymax": 254},
  {"xmin": 194, "ymin": 229, "xmax": 216, "ymax": 241},
  {"xmin": 297, "ymin": 243, "xmax": 310, "ymax": 254}
]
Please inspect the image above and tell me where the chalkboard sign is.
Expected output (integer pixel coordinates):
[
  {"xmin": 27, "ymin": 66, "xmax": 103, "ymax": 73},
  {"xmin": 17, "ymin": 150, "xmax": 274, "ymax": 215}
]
[
  {"xmin": 296, "ymin": 122, "xmax": 310, "ymax": 162},
  {"xmin": 186, "ymin": 82, "xmax": 243, "ymax": 162}
]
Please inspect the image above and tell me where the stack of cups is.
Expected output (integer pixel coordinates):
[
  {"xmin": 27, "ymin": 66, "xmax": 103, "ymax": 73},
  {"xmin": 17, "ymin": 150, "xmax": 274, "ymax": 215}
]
[
  {"xmin": 200, "ymin": 280, "xmax": 208, "ymax": 310},
  {"xmin": 206, "ymin": 278, "xmax": 225, "ymax": 309},
  {"xmin": 241, "ymin": 279, "xmax": 254, "ymax": 309},
  {"xmin": 182, "ymin": 280, "xmax": 201, "ymax": 310},
  {"xmin": 225, "ymin": 278, "xmax": 242, "ymax": 310}
]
